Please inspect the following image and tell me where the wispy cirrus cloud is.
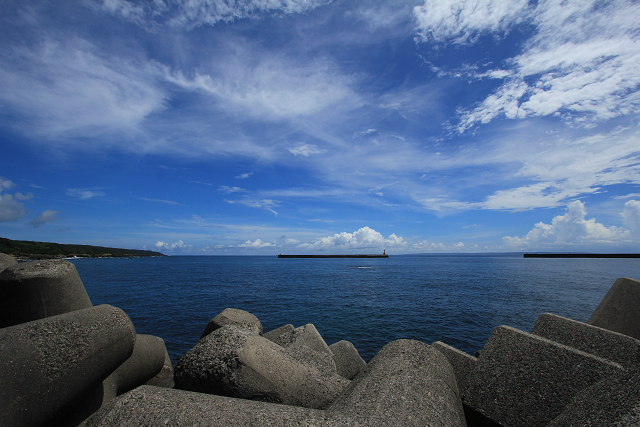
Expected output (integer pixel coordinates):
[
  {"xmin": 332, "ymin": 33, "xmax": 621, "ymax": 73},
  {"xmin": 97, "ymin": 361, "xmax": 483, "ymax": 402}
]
[
  {"xmin": 66, "ymin": 188, "xmax": 105, "ymax": 199},
  {"xmin": 415, "ymin": 0, "xmax": 640, "ymax": 131},
  {"xmin": 99, "ymin": 0, "xmax": 333, "ymax": 29}
]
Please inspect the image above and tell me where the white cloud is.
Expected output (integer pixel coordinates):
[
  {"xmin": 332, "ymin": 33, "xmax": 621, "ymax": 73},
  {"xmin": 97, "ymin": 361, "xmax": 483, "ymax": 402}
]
[
  {"xmin": 288, "ymin": 143, "xmax": 326, "ymax": 157},
  {"xmin": 298, "ymin": 226, "xmax": 405, "ymax": 250},
  {"xmin": 237, "ymin": 238, "xmax": 276, "ymax": 248},
  {"xmin": 166, "ymin": 53, "xmax": 356, "ymax": 121},
  {"xmin": 154, "ymin": 240, "xmax": 193, "ymax": 251},
  {"xmin": 67, "ymin": 188, "xmax": 105, "ymax": 200},
  {"xmin": 101, "ymin": 0, "xmax": 332, "ymax": 29},
  {"xmin": 0, "ymin": 193, "xmax": 28, "ymax": 222},
  {"xmin": 235, "ymin": 173, "xmax": 253, "ymax": 179},
  {"xmin": 29, "ymin": 210, "xmax": 60, "ymax": 228},
  {"xmin": 503, "ymin": 200, "xmax": 633, "ymax": 248},
  {"xmin": 226, "ymin": 198, "xmax": 280, "ymax": 216},
  {"xmin": 139, "ymin": 197, "xmax": 181, "ymax": 205},
  {"xmin": 0, "ymin": 37, "xmax": 165, "ymax": 139},
  {"xmin": 414, "ymin": 0, "xmax": 529, "ymax": 44},
  {"xmin": 622, "ymin": 200, "xmax": 640, "ymax": 235},
  {"xmin": 412, "ymin": 241, "xmax": 468, "ymax": 252},
  {"xmin": 416, "ymin": 0, "xmax": 640, "ymax": 131},
  {"xmin": 0, "ymin": 178, "xmax": 29, "ymax": 222},
  {"xmin": 218, "ymin": 186, "xmax": 248, "ymax": 194}
]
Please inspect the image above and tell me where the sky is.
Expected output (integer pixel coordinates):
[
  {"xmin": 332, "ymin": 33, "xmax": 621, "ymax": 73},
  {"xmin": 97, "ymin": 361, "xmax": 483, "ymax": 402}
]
[{"xmin": 1, "ymin": 0, "xmax": 639, "ymax": 255}]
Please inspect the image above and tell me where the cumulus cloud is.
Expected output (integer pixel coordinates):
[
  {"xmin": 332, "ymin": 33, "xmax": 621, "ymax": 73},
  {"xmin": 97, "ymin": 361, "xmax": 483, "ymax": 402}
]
[
  {"xmin": 237, "ymin": 238, "xmax": 276, "ymax": 248},
  {"xmin": 29, "ymin": 210, "xmax": 60, "ymax": 228},
  {"xmin": 235, "ymin": 173, "xmax": 253, "ymax": 179},
  {"xmin": 66, "ymin": 188, "xmax": 105, "ymax": 199},
  {"xmin": 154, "ymin": 240, "xmax": 193, "ymax": 251},
  {"xmin": 503, "ymin": 200, "xmax": 634, "ymax": 248},
  {"xmin": 0, "ymin": 178, "xmax": 29, "ymax": 222},
  {"xmin": 622, "ymin": 200, "xmax": 640, "ymax": 235},
  {"xmin": 415, "ymin": 0, "xmax": 640, "ymax": 131},
  {"xmin": 299, "ymin": 226, "xmax": 405, "ymax": 250}
]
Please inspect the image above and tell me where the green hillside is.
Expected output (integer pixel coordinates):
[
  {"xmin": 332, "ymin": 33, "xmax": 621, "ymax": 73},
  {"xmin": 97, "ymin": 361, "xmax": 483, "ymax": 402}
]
[{"xmin": 0, "ymin": 237, "xmax": 165, "ymax": 259}]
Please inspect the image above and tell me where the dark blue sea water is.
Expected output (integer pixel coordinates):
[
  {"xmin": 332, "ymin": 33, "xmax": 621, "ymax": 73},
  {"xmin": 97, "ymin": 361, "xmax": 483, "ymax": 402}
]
[{"xmin": 69, "ymin": 254, "xmax": 640, "ymax": 364}]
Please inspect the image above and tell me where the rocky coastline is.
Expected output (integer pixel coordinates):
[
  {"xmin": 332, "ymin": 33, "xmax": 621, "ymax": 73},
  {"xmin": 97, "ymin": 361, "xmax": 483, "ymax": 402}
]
[{"xmin": 1, "ymin": 252, "xmax": 639, "ymax": 426}]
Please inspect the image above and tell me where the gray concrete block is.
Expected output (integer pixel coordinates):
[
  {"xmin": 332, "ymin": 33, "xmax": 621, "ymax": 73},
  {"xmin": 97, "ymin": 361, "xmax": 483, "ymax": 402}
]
[
  {"xmin": 85, "ymin": 340, "xmax": 467, "ymax": 427},
  {"xmin": 84, "ymin": 386, "xmax": 332, "ymax": 427},
  {"xmin": 547, "ymin": 368, "xmax": 640, "ymax": 427},
  {"xmin": 263, "ymin": 323, "xmax": 294, "ymax": 342},
  {"xmin": 0, "ymin": 252, "xmax": 17, "ymax": 273},
  {"xmin": 0, "ymin": 304, "xmax": 136, "ymax": 427},
  {"xmin": 464, "ymin": 325, "xmax": 625, "ymax": 427},
  {"xmin": 102, "ymin": 334, "xmax": 167, "ymax": 400},
  {"xmin": 0, "ymin": 259, "xmax": 93, "ymax": 328},
  {"xmin": 533, "ymin": 313, "xmax": 640, "ymax": 369},
  {"xmin": 284, "ymin": 346, "xmax": 338, "ymax": 377},
  {"xmin": 175, "ymin": 325, "xmax": 349, "ymax": 409},
  {"xmin": 329, "ymin": 340, "xmax": 366, "ymax": 380},
  {"xmin": 145, "ymin": 342, "xmax": 174, "ymax": 388},
  {"xmin": 432, "ymin": 341, "xmax": 477, "ymax": 397},
  {"xmin": 588, "ymin": 277, "xmax": 640, "ymax": 340},
  {"xmin": 328, "ymin": 339, "xmax": 466, "ymax": 426},
  {"xmin": 200, "ymin": 307, "xmax": 263, "ymax": 338}
]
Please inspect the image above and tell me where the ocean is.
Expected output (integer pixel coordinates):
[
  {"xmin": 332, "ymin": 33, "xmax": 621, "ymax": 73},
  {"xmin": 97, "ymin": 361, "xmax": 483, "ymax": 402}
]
[{"xmin": 70, "ymin": 254, "xmax": 640, "ymax": 364}]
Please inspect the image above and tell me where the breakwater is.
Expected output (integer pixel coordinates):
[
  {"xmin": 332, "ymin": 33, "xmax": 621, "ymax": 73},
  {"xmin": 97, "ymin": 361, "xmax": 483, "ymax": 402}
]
[
  {"xmin": 1, "ymin": 252, "xmax": 640, "ymax": 426},
  {"xmin": 524, "ymin": 253, "xmax": 640, "ymax": 258}
]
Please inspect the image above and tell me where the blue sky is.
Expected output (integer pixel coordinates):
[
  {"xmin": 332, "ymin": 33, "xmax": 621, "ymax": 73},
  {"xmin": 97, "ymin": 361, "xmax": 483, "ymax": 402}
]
[{"xmin": 1, "ymin": 0, "xmax": 639, "ymax": 255}]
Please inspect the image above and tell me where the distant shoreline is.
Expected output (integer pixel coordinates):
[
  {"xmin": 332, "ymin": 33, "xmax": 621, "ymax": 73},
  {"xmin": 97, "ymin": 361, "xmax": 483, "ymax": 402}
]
[
  {"xmin": 524, "ymin": 253, "xmax": 640, "ymax": 258},
  {"xmin": 0, "ymin": 237, "xmax": 165, "ymax": 261}
]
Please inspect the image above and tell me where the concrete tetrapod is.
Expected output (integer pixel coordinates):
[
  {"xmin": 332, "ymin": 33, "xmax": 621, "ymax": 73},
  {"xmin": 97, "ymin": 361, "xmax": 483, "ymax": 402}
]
[
  {"xmin": 175, "ymin": 325, "xmax": 349, "ymax": 409},
  {"xmin": 200, "ymin": 307, "xmax": 263, "ymax": 338},
  {"xmin": 0, "ymin": 258, "xmax": 93, "ymax": 328},
  {"xmin": 588, "ymin": 277, "xmax": 640, "ymax": 340},
  {"xmin": 0, "ymin": 252, "xmax": 17, "ymax": 273},
  {"xmin": 85, "ymin": 340, "xmax": 466, "ymax": 426},
  {"xmin": 0, "ymin": 304, "xmax": 136, "ymax": 427}
]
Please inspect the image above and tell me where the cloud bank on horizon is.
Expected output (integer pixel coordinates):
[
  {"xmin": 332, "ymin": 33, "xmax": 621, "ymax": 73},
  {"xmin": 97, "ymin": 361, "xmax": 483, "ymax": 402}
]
[{"xmin": 0, "ymin": 0, "xmax": 639, "ymax": 254}]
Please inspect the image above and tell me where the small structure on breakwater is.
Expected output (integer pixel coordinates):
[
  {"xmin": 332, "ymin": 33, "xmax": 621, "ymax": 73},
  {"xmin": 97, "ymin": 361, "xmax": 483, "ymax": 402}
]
[{"xmin": 1, "ymin": 251, "xmax": 640, "ymax": 427}]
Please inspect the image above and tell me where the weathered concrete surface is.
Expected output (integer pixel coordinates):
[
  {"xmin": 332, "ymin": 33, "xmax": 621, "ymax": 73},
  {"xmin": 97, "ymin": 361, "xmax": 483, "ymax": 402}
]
[
  {"xmin": 284, "ymin": 345, "xmax": 339, "ymax": 377},
  {"xmin": 268, "ymin": 323, "xmax": 332, "ymax": 355},
  {"xmin": 200, "ymin": 307, "xmax": 263, "ymax": 338},
  {"xmin": 432, "ymin": 341, "xmax": 477, "ymax": 396},
  {"xmin": 329, "ymin": 340, "xmax": 466, "ymax": 426},
  {"xmin": 102, "ymin": 334, "xmax": 167, "ymax": 400},
  {"xmin": 84, "ymin": 386, "xmax": 336, "ymax": 427},
  {"xmin": 263, "ymin": 324, "xmax": 294, "ymax": 342},
  {"xmin": 0, "ymin": 304, "xmax": 136, "ymax": 427},
  {"xmin": 464, "ymin": 325, "xmax": 625, "ymax": 427},
  {"xmin": 145, "ymin": 342, "xmax": 174, "ymax": 388},
  {"xmin": 0, "ymin": 252, "xmax": 17, "ymax": 273},
  {"xmin": 588, "ymin": 277, "xmax": 640, "ymax": 340},
  {"xmin": 329, "ymin": 340, "xmax": 367, "ymax": 380},
  {"xmin": 174, "ymin": 325, "xmax": 349, "ymax": 409},
  {"xmin": 85, "ymin": 340, "xmax": 466, "ymax": 427},
  {"xmin": 547, "ymin": 368, "xmax": 640, "ymax": 427},
  {"xmin": 0, "ymin": 259, "xmax": 93, "ymax": 328},
  {"xmin": 533, "ymin": 313, "xmax": 640, "ymax": 369}
]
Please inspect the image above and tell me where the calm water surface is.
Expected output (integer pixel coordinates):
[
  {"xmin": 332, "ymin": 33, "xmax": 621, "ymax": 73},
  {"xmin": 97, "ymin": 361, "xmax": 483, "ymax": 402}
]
[{"xmin": 70, "ymin": 254, "xmax": 640, "ymax": 364}]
